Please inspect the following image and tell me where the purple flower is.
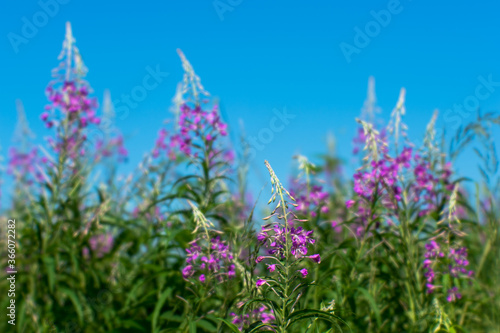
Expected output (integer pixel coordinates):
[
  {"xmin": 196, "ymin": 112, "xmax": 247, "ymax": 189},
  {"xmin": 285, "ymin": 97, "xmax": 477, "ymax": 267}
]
[
  {"xmin": 309, "ymin": 254, "xmax": 321, "ymax": 264},
  {"xmin": 345, "ymin": 200, "xmax": 355, "ymax": 209},
  {"xmin": 168, "ymin": 103, "xmax": 231, "ymax": 159},
  {"xmin": 258, "ymin": 225, "xmax": 319, "ymax": 262},
  {"xmin": 447, "ymin": 287, "xmax": 462, "ymax": 302},
  {"xmin": 181, "ymin": 237, "xmax": 235, "ymax": 284},
  {"xmin": 7, "ymin": 147, "xmax": 45, "ymax": 184},
  {"xmin": 423, "ymin": 241, "xmax": 474, "ymax": 296},
  {"xmin": 257, "ymin": 232, "xmax": 267, "ymax": 242},
  {"xmin": 256, "ymin": 279, "xmax": 266, "ymax": 287},
  {"xmin": 331, "ymin": 220, "xmax": 342, "ymax": 233},
  {"xmin": 425, "ymin": 241, "xmax": 444, "ymax": 259},
  {"xmin": 299, "ymin": 268, "xmax": 308, "ymax": 278},
  {"xmin": 228, "ymin": 264, "xmax": 236, "ymax": 278},
  {"xmin": 290, "ymin": 182, "xmax": 330, "ymax": 217},
  {"xmin": 182, "ymin": 265, "xmax": 194, "ymax": 279},
  {"xmin": 83, "ymin": 233, "xmax": 114, "ymax": 259},
  {"xmin": 230, "ymin": 305, "xmax": 275, "ymax": 330},
  {"xmin": 426, "ymin": 284, "xmax": 436, "ymax": 294}
]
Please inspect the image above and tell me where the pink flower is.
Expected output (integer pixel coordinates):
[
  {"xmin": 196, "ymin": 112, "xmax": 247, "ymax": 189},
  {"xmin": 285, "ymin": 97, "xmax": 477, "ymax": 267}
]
[
  {"xmin": 182, "ymin": 265, "xmax": 194, "ymax": 279},
  {"xmin": 299, "ymin": 268, "xmax": 308, "ymax": 278},
  {"xmin": 309, "ymin": 254, "xmax": 321, "ymax": 264},
  {"xmin": 346, "ymin": 200, "xmax": 355, "ymax": 209},
  {"xmin": 331, "ymin": 220, "xmax": 342, "ymax": 233},
  {"xmin": 256, "ymin": 279, "xmax": 266, "ymax": 287},
  {"xmin": 447, "ymin": 287, "xmax": 462, "ymax": 302}
]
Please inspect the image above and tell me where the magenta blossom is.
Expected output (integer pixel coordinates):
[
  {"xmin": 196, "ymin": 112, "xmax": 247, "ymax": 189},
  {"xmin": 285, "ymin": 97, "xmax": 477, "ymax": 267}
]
[
  {"xmin": 181, "ymin": 237, "xmax": 235, "ymax": 283},
  {"xmin": 257, "ymin": 225, "xmax": 318, "ymax": 260},
  {"xmin": 83, "ymin": 233, "xmax": 114, "ymax": 259},
  {"xmin": 256, "ymin": 279, "xmax": 266, "ymax": 288},
  {"xmin": 230, "ymin": 305, "xmax": 275, "ymax": 331}
]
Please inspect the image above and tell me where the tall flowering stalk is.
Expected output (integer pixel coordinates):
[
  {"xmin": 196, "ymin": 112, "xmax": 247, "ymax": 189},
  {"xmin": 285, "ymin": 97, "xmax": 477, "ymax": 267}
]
[
  {"xmin": 143, "ymin": 51, "xmax": 241, "ymax": 331},
  {"xmin": 387, "ymin": 87, "xmax": 410, "ymax": 154},
  {"xmin": 136, "ymin": 49, "xmax": 233, "ymax": 217},
  {"xmin": 178, "ymin": 201, "xmax": 239, "ymax": 332},
  {"xmin": 5, "ymin": 23, "xmax": 129, "ymax": 333},
  {"xmin": 422, "ymin": 183, "xmax": 474, "ymax": 306},
  {"xmin": 130, "ymin": 49, "xmax": 234, "ymax": 246},
  {"xmin": 342, "ymin": 94, "xmax": 470, "ymax": 330},
  {"xmin": 39, "ymin": 22, "xmax": 102, "ymax": 201},
  {"xmin": 353, "ymin": 77, "xmax": 385, "ymax": 157},
  {"xmin": 231, "ymin": 160, "xmax": 343, "ymax": 332},
  {"xmin": 182, "ymin": 201, "xmax": 236, "ymax": 285}
]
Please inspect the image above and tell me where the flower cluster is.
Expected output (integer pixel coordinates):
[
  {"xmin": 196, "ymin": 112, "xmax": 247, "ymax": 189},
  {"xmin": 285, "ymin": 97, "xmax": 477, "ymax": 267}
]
[
  {"xmin": 182, "ymin": 237, "xmax": 236, "ymax": 283},
  {"xmin": 43, "ymin": 81, "xmax": 99, "ymax": 126},
  {"xmin": 346, "ymin": 147, "xmax": 412, "ymax": 235},
  {"xmin": 353, "ymin": 147, "xmax": 411, "ymax": 202},
  {"xmin": 352, "ymin": 127, "xmax": 367, "ymax": 155},
  {"xmin": 7, "ymin": 147, "xmax": 47, "ymax": 184},
  {"xmin": 82, "ymin": 233, "xmax": 114, "ymax": 259},
  {"xmin": 152, "ymin": 103, "xmax": 229, "ymax": 160},
  {"xmin": 95, "ymin": 135, "xmax": 128, "ymax": 163},
  {"xmin": 230, "ymin": 305, "xmax": 275, "ymax": 331},
  {"xmin": 449, "ymin": 247, "xmax": 473, "ymax": 279},
  {"xmin": 290, "ymin": 182, "xmax": 329, "ymax": 218},
  {"xmin": 446, "ymin": 287, "xmax": 462, "ymax": 303},
  {"xmin": 423, "ymin": 240, "xmax": 473, "ymax": 302},
  {"xmin": 42, "ymin": 80, "xmax": 100, "ymax": 159},
  {"xmin": 352, "ymin": 126, "xmax": 387, "ymax": 155},
  {"xmin": 152, "ymin": 128, "xmax": 175, "ymax": 159},
  {"xmin": 412, "ymin": 157, "xmax": 454, "ymax": 216},
  {"xmin": 423, "ymin": 240, "xmax": 444, "ymax": 292},
  {"xmin": 254, "ymin": 161, "xmax": 321, "ymax": 290},
  {"xmin": 347, "ymin": 146, "xmax": 455, "ymax": 230},
  {"xmin": 257, "ymin": 225, "xmax": 320, "ymax": 271},
  {"xmin": 40, "ymin": 23, "xmax": 103, "ymax": 163},
  {"xmin": 174, "ymin": 103, "xmax": 227, "ymax": 155}
]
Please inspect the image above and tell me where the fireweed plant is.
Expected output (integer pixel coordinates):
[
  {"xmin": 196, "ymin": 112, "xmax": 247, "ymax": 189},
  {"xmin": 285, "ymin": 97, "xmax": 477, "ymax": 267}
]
[
  {"xmin": 220, "ymin": 160, "xmax": 347, "ymax": 332},
  {"xmin": 0, "ymin": 22, "xmax": 134, "ymax": 333},
  {"xmin": 332, "ymin": 87, "xmax": 483, "ymax": 332},
  {"xmin": 1, "ymin": 24, "xmax": 500, "ymax": 333}
]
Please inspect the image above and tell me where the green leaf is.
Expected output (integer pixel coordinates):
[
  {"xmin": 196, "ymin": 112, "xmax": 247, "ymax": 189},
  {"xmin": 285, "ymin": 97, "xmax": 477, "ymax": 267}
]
[
  {"xmin": 215, "ymin": 318, "xmax": 241, "ymax": 332},
  {"xmin": 121, "ymin": 319, "xmax": 146, "ymax": 331},
  {"xmin": 42, "ymin": 256, "xmax": 56, "ymax": 293},
  {"xmin": 442, "ymin": 273, "xmax": 451, "ymax": 292},
  {"xmin": 152, "ymin": 287, "xmax": 172, "ymax": 333},
  {"xmin": 59, "ymin": 287, "xmax": 84, "ymax": 326},
  {"xmin": 287, "ymin": 309, "xmax": 347, "ymax": 330},
  {"xmin": 189, "ymin": 320, "xmax": 197, "ymax": 333},
  {"xmin": 246, "ymin": 321, "xmax": 273, "ymax": 332},
  {"xmin": 357, "ymin": 287, "xmax": 381, "ymax": 327}
]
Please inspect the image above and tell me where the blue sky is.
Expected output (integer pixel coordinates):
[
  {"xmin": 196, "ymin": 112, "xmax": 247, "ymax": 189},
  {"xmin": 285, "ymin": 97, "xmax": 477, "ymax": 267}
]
[{"xmin": 1, "ymin": 0, "xmax": 500, "ymax": 197}]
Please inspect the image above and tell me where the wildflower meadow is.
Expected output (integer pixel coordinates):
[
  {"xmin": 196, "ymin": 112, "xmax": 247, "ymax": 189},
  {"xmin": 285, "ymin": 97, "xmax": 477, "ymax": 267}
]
[{"xmin": 1, "ymin": 22, "xmax": 500, "ymax": 333}]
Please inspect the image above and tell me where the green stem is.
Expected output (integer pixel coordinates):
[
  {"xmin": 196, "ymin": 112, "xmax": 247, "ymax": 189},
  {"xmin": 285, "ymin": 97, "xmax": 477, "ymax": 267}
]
[{"xmin": 278, "ymin": 189, "xmax": 290, "ymax": 333}]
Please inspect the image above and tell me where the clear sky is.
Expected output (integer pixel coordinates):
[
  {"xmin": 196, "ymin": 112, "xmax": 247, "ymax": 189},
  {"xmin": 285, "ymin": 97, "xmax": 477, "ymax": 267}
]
[{"xmin": 1, "ymin": 0, "xmax": 500, "ymax": 196}]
